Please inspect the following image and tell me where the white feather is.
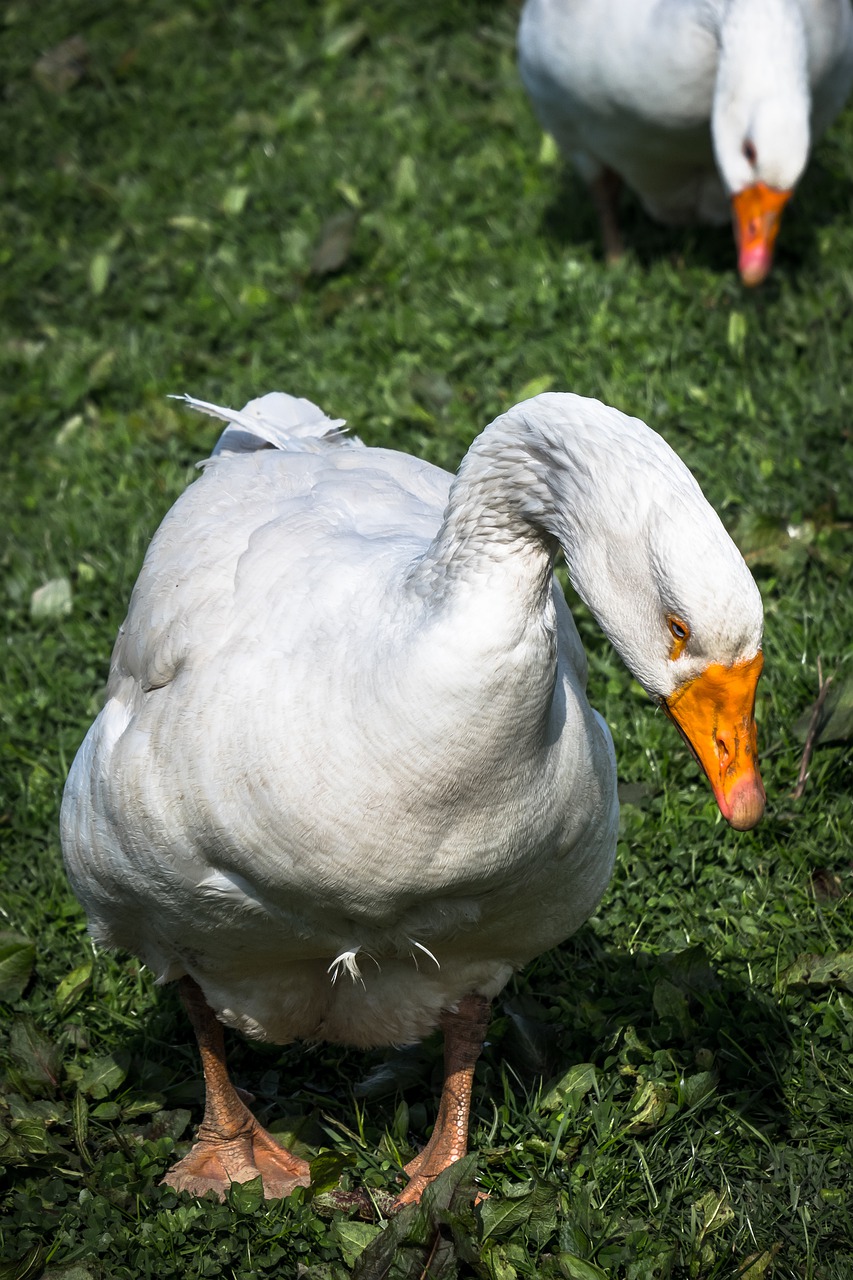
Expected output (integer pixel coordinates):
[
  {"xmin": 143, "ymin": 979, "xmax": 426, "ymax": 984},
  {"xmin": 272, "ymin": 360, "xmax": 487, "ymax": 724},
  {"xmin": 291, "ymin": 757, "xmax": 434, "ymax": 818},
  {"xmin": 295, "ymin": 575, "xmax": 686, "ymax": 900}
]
[{"xmin": 328, "ymin": 949, "xmax": 363, "ymax": 985}]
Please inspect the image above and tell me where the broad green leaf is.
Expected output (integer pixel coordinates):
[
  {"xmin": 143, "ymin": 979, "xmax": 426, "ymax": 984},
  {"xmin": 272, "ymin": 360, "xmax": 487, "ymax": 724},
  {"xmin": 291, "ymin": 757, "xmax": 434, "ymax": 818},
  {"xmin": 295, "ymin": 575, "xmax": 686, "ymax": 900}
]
[
  {"xmin": 482, "ymin": 1242, "xmax": 519, "ymax": 1280},
  {"xmin": 54, "ymin": 957, "xmax": 93, "ymax": 1015},
  {"xmin": 8, "ymin": 1019, "xmax": 61, "ymax": 1091},
  {"xmin": 119, "ymin": 1096, "xmax": 165, "ymax": 1118},
  {"xmin": 652, "ymin": 978, "xmax": 692, "ymax": 1034},
  {"xmin": 87, "ymin": 348, "xmax": 115, "ymax": 388},
  {"xmin": 727, "ymin": 310, "xmax": 747, "ymax": 357},
  {"xmin": 0, "ymin": 932, "xmax": 35, "ymax": 1000},
  {"xmin": 391, "ymin": 1098, "xmax": 409, "ymax": 1141},
  {"xmin": 168, "ymin": 214, "xmax": 214, "ymax": 233},
  {"xmin": 538, "ymin": 132, "xmax": 559, "ymax": 165},
  {"xmin": 480, "ymin": 1191, "xmax": 536, "ymax": 1241},
  {"xmin": 525, "ymin": 1178, "xmax": 559, "ymax": 1247},
  {"xmin": 227, "ymin": 1173, "xmax": 264, "ymax": 1213},
  {"xmin": 659, "ymin": 945, "xmax": 719, "ymax": 995},
  {"xmin": 309, "ymin": 1148, "xmax": 352, "ymax": 1193},
  {"xmin": 91, "ymin": 1101, "xmax": 121, "ymax": 1120},
  {"xmin": 71, "ymin": 1051, "xmax": 129, "ymax": 1099},
  {"xmin": 267, "ymin": 1109, "xmax": 324, "ymax": 1154},
  {"xmin": 333, "ymin": 1220, "xmax": 382, "ymax": 1268},
  {"xmin": 8, "ymin": 1117, "xmax": 64, "ymax": 1157},
  {"xmin": 558, "ymin": 1254, "xmax": 610, "ymax": 1280},
  {"xmin": 138, "ymin": 1108, "xmax": 191, "ymax": 1142},
  {"xmin": 354, "ymin": 1227, "xmax": 457, "ymax": 1280},
  {"xmin": 7, "ymin": 1095, "xmax": 67, "ymax": 1125},
  {"xmin": 420, "ymin": 1151, "xmax": 479, "ymax": 1215},
  {"xmin": 541, "ymin": 1063, "xmax": 597, "ymax": 1111},
  {"xmin": 351, "ymin": 1156, "xmax": 478, "ymax": 1279},
  {"xmin": 679, "ymin": 1070, "xmax": 717, "ymax": 1107}
]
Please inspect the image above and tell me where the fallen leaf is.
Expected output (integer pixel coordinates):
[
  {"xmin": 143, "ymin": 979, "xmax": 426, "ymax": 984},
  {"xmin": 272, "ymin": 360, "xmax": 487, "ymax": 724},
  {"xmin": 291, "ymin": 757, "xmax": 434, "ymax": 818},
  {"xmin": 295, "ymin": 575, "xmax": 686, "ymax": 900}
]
[
  {"xmin": 89, "ymin": 250, "xmax": 111, "ymax": 297},
  {"xmin": 693, "ymin": 1188, "xmax": 735, "ymax": 1240},
  {"xmin": 33, "ymin": 35, "xmax": 89, "ymax": 94},
  {"xmin": 309, "ymin": 211, "xmax": 360, "ymax": 276},
  {"xmin": 221, "ymin": 185, "xmax": 250, "ymax": 216},
  {"xmin": 627, "ymin": 1078, "xmax": 674, "ymax": 1134},
  {"xmin": 30, "ymin": 577, "xmax": 72, "ymax": 621},
  {"xmin": 736, "ymin": 1244, "xmax": 781, "ymax": 1279},
  {"xmin": 811, "ymin": 868, "xmax": 844, "ymax": 902},
  {"xmin": 777, "ymin": 951, "xmax": 853, "ymax": 994},
  {"xmin": 322, "ymin": 22, "xmax": 368, "ymax": 61}
]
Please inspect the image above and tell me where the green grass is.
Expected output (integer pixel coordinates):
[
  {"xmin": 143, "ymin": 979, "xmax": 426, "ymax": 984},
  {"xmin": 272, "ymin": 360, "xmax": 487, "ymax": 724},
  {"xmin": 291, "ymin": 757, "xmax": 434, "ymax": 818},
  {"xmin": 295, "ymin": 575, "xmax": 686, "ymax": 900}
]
[{"xmin": 1, "ymin": 1, "xmax": 852, "ymax": 1277}]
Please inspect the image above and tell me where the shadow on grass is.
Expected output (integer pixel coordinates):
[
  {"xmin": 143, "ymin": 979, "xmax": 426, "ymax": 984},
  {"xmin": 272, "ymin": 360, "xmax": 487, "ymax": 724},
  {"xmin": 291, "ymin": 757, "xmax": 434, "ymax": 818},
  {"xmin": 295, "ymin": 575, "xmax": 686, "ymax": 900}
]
[
  {"xmin": 538, "ymin": 160, "xmax": 845, "ymax": 288},
  {"xmin": 520, "ymin": 931, "xmax": 793, "ymax": 1122},
  {"xmin": 126, "ymin": 927, "xmax": 794, "ymax": 1175}
]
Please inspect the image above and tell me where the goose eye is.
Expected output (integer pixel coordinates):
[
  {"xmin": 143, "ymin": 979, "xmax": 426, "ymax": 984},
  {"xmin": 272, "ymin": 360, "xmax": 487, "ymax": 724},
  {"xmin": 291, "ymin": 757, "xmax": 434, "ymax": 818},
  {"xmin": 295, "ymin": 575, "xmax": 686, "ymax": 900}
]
[
  {"xmin": 667, "ymin": 615, "xmax": 690, "ymax": 658},
  {"xmin": 742, "ymin": 139, "xmax": 757, "ymax": 165}
]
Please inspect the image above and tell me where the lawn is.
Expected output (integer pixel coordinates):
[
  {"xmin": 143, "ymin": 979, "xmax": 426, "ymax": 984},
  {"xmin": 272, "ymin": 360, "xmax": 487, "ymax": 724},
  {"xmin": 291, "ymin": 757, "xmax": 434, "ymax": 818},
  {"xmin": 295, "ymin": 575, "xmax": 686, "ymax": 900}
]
[{"xmin": 1, "ymin": 1, "xmax": 852, "ymax": 1277}]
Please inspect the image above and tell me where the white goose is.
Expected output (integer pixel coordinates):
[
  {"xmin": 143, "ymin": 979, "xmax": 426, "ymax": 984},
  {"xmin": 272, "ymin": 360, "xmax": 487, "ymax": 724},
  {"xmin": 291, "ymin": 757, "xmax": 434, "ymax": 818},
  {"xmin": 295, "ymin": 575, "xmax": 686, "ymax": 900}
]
[
  {"xmin": 61, "ymin": 389, "xmax": 765, "ymax": 1206},
  {"xmin": 518, "ymin": 0, "xmax": 853, "ymax": 284}
]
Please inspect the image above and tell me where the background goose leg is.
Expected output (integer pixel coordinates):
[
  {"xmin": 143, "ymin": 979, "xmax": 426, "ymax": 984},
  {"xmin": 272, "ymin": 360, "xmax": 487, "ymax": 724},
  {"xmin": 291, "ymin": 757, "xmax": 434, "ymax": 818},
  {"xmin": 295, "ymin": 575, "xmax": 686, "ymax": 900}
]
[{"xmin": 590, "ymin": 166, "xmax": 624, "ymax": 264}]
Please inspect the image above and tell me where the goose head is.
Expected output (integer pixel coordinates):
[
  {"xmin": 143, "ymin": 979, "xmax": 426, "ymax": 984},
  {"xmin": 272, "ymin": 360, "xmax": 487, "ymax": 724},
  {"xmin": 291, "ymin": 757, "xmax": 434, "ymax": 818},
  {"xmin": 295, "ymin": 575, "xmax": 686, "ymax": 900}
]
[
  {"xmin": 498, "ymin": 396, "xmax": 767, "ymax": 829},
  {"xmin": 574, "ymin": 494, "xmax": 765, "ymax": 830},
  {"xmin": 711, "ymin": 0, "xmax": 810, "ymax": 285}
]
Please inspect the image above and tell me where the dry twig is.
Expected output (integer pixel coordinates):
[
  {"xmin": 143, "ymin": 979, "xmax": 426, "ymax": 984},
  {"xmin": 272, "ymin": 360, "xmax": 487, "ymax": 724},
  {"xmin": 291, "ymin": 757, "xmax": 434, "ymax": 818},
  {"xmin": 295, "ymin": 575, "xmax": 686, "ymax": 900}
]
[{"xmin": 792, "ymin": 658, "xmax": 834, "ymax": 800}]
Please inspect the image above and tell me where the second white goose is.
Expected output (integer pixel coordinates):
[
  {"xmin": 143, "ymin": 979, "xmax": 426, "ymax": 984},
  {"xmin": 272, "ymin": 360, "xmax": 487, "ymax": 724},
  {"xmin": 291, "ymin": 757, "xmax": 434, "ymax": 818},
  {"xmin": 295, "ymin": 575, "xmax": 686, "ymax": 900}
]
[{"xmin": 518, "ymin": 0, "xmax": 853, "ymax": 283}]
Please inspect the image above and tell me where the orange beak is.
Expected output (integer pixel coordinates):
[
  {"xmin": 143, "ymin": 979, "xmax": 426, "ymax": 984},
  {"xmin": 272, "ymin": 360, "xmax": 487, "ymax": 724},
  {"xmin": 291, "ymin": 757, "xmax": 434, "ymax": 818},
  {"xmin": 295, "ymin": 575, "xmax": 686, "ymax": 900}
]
[
  {"xmin": 731, "ymin": 183, "xmax": 792, "ymax": 286},
  {"xmin": 663, "ymin": 653, "xmax": 765, "ymax": 831}
]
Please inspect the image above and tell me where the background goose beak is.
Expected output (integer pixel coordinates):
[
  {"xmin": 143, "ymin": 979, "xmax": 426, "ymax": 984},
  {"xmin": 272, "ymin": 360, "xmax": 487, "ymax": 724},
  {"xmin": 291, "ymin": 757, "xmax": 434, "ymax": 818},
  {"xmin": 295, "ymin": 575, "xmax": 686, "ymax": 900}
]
[
  {"xmin": 664, "ymin": 653, "xmax": 765, "ymax": 830},
  {"xmin": 731, "ymin": 183, "xmax": 792, "ymax": 286}
]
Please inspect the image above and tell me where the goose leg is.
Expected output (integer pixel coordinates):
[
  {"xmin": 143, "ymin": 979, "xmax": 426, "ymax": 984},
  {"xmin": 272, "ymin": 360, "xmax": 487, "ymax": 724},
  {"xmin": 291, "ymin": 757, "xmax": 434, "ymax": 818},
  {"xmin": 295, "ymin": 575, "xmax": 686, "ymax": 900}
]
[
  {"xmin": 590, "ymin": 166, "xmax": 624, "ymax": 264},
  {"xmin": 393, "ymin": 993, "xmax": 490, "ymax": 1207},
  {"xmin": 163, "ymin": 976, "xmax": 311, "ymax": 1200}
]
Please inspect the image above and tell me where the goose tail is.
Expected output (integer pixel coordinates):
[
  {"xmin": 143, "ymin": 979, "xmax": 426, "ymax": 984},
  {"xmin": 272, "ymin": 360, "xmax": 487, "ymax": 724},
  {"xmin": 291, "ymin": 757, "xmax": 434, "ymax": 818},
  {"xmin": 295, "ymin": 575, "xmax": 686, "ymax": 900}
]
[{"xmin": 171, "ymin": 391, "xmax": 363, "ymax": 458}]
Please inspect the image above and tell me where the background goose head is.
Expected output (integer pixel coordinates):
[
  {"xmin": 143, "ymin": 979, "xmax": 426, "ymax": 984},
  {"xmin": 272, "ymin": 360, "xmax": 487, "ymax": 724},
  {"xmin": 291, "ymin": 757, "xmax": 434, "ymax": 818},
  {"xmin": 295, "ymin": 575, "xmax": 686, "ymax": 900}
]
[{"xmin": 712, "ymin": 0, "xmax": 811, "ymax": 285}]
